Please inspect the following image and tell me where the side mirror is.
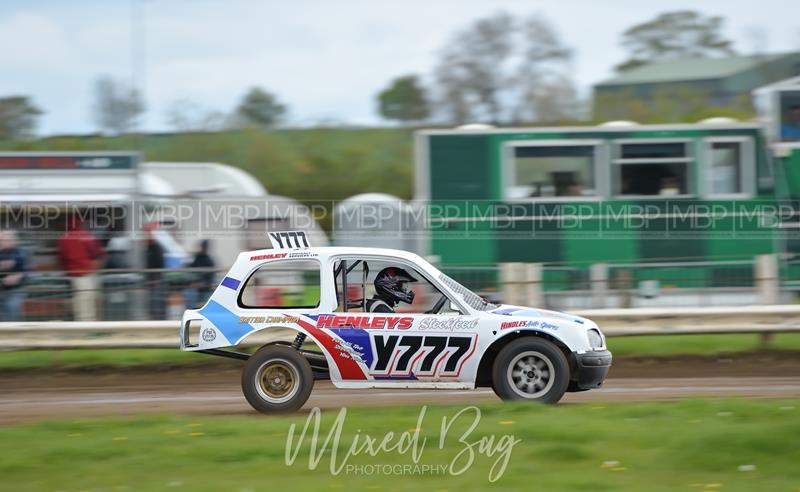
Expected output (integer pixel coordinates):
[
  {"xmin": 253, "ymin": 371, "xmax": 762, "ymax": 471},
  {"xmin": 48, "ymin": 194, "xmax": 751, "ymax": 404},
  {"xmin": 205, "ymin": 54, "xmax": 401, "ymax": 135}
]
[{"xmin": 449, "ymin": 301, "xmax": 463, "ymax": 314}]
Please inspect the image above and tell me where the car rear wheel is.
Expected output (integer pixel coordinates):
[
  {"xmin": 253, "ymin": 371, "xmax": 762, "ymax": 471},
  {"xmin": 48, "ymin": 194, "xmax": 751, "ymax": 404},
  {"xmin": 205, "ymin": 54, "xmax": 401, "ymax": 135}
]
[
  {"xmin": 241, "ymin": 345, "xmax": 314, "ymax": 413},
  {"xmin": 491, "ymin": 337, "xmax": 569, "ymax": 404}
]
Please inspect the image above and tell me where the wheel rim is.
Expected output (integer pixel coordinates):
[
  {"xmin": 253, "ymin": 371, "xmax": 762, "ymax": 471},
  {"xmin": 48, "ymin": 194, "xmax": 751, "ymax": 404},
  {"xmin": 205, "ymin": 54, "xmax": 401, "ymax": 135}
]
[
  {"xmin": 255, "ymin": 358, "xmax": 300, "ymax": 404},
  {"xmin": 506, "ymin": 350, "xmax": 555, "ymax": 398}
]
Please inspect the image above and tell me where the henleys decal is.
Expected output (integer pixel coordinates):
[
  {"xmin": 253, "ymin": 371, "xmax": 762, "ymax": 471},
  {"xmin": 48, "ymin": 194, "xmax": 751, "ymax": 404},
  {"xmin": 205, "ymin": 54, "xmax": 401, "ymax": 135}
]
[{"xmin": 316, "ymin": 315, "xmax": 413, "ymax": 330}]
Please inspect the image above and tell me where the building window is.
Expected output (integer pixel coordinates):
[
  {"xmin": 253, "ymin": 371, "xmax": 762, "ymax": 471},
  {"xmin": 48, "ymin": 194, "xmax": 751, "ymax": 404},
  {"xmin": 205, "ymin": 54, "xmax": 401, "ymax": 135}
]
[
  {"xmin": 709, "ymin": 141, "xmax": 742, "ymax": 194},
  {"xmin": 614, "ymin": 141, "xmax": 692, "ymax": 197},
  {"xmin": 705, "ymin": 138, "xmax": 754, "ymax": 197},
  {"xmin": 508, "ymin": 144, "xmax": 597, "ymax": 199}
]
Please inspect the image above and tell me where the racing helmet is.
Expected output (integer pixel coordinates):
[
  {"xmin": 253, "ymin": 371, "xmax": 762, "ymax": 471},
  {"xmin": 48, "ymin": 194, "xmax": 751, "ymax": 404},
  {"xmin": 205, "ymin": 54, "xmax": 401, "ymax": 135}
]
[{"xmin": 374, "ymin": 267, "xmax": 417, "ymax": 305}]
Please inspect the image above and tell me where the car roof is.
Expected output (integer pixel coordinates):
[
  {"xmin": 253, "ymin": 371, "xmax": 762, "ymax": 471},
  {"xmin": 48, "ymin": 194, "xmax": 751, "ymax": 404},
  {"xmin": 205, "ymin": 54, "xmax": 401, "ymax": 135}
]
[{"xmin": 239, "ymin": 246, "xmax": 424, "ymax": 262}]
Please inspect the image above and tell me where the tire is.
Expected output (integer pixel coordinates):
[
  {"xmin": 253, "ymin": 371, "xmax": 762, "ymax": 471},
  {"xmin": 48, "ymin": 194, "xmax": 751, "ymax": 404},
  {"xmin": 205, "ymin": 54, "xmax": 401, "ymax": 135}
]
[
  {"xmin": 491, "ymin": 337, "xmax": 570, "ymax": 404},
  {"xmin": 241, "ymin": 345, "xmax": 314, "ymax": 413}
]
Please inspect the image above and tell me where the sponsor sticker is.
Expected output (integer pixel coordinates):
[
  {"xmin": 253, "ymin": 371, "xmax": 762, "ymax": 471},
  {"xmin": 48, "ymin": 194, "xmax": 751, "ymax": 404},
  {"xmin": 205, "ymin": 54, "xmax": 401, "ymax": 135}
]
[
  {"xmin": 201, "ymin": 327, "xmax": 217, "ymax": 342},
  {"xmin": 239, "ymin": 315, "xmax": 299, "ymax": 324},
  {"xmin": 500, "ymin": 319, "xmax": 556, "ymax": 330},
  {"xmin": 317, "ymin": 315, "xmax": 413, "ymax": 330},
  {"xmin": 250, "ymin": 252, "xmax": 288, "ymax": 261},
  {"xmin": 288, "ymin": 251, "xmax": 318, "ymax": 258},
  {"xmin": 418, "ymin": 317, "xmax": 479, "ymax": 331}
]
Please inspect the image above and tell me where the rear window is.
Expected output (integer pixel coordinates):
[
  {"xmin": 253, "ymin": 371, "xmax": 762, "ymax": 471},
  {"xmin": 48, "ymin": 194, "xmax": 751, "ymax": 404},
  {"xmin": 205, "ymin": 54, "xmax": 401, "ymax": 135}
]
[{"xmin": 238, "ymin": 260, "xmax": 321, "ymax": 309}]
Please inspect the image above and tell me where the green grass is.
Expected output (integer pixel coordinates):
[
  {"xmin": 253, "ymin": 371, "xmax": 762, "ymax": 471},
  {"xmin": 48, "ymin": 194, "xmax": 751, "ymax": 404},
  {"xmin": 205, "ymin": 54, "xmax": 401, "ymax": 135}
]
[
  {"xmin": 3, "ymin": 334, "xmax": 800, "ymax": 370},
  {"xmin": 0, "ymin": 399, "xmax": 798, "ymax": 491},
  {"xmin": 607, "ymin": 333, "xmax": 800, "ymax": 356},
  {"xmin": 0, "ymin": 348, "xmax": 229, "ymax": 370}
]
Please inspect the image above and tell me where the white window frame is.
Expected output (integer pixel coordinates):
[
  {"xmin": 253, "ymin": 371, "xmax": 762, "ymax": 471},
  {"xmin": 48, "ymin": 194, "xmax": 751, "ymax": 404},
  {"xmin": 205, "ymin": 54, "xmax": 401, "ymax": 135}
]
[
  {"xmin": 611, "ymin": 138, "xmax": 695, "ymax": 199},
  {"xmin": 702, "ymin": 136, "xmax": 755, "ymax": 199},
  {"xmin": 329, "ymin": 254, "xmax": 470, "ymax": 315},
  {"xmin": 238, "ymin": 258, "xmax": 323, "ymax": 310},
  {"xmin": 502, "ymin": 139, "xmax": 606, "ymax": 202}
]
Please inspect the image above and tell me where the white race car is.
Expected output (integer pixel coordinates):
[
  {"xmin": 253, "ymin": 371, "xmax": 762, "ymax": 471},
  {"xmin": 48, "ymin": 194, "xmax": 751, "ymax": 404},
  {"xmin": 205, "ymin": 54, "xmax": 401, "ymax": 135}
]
[{"xmin": 180, "ymin": 231, "xmax": 611, "ymax": 412}]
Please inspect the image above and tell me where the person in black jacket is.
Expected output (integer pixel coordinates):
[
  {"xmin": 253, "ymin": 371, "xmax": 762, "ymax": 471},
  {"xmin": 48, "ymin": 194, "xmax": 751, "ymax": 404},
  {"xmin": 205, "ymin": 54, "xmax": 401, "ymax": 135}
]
[
  {"xmin": 0, "ymin": 230, "xmax": 28, "ymax": 321},
  {"xmin": 365, "ymin": 267, "xmax": 417, "ymax": 313},
  {"xmin": 184, "ymin": 239, "xmax": 216, "ymax": 309},
  {"xmin": 145, "ymin": 226, "xmax": 166, "ymax": 319}
]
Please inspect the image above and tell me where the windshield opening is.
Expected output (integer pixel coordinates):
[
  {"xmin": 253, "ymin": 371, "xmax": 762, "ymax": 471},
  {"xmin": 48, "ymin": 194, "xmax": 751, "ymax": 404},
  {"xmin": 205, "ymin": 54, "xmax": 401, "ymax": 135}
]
[{"xmin": 438, "ymin": 273, "xmax": 498, "ymax": 311}]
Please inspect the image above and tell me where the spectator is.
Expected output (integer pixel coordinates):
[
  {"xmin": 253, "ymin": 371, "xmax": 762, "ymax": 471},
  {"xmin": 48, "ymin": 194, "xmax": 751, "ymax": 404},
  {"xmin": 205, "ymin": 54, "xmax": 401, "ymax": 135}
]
[
  {"xmin": 781, "ymin": 105, "xmax": 800, "ymax": 141},
  {"xmin": 58, "ymin": 215, "xmax": 104, "ymax": 322},
  {"xmin": 659, "ymin": 176, "xmax": 681, "ymax": 196},
  {"xmin": 0, "ymin": 230, "xmax": 28, "ymax": 321},
  {"xmin": 184, "ymin": 239, "xmax": 216, "ymax": 309},
  {"xmin": 105, "ymin": 234, "xmax": 131, "ymax": 269},
  {"xmin": 145, "ymin": 224, "xmax": 167, "ymax": 319}
]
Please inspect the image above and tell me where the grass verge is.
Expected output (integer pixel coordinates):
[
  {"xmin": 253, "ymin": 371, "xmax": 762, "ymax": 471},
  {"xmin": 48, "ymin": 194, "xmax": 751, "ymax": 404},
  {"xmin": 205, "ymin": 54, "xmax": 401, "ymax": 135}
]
[{"xmin": 0, "ymin": 399, "xmax": 798, "ymax": 491}]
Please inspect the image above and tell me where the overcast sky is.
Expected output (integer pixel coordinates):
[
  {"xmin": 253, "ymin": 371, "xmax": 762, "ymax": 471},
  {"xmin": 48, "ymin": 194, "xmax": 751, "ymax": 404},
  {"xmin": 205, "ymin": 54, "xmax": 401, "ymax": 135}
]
[{"xmin": 1, "ymin": 0, "xmax": 797, "ymax": 135}]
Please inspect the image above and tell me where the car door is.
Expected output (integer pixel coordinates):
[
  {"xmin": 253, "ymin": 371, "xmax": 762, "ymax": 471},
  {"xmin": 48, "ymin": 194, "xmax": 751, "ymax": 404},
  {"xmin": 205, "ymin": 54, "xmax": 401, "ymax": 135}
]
[{"xmin": 327, "ymin": 256, "xmax": 479, "ymax": 384}]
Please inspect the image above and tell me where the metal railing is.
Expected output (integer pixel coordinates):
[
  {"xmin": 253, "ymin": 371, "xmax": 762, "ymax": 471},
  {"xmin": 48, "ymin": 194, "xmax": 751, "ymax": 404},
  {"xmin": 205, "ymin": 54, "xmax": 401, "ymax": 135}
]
[
  {"xmin": 2, "ymin": 304, "xmax": 800, "ymax": 350},
  {"xmin": 1, "ymin": 255, "xmax": 799, "ymax": 323}
]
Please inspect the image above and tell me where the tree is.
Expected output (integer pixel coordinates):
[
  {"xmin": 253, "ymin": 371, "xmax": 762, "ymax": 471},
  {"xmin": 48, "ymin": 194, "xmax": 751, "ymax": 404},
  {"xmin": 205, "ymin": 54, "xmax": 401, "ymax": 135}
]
[
  {"xmin": 519, "ymin": 76, "xmax": 585, "ymax": 124},
  {"xmin": 376, "ymin": 75, "xmax": 430, "ymax": 124},
  {"xmin": 433, "ymin": 12, "xmax": 574, "ymax": 125},
  {"xmin": 616, "ymin": 11, "xmax": 736, "ymax": 72},
  {"xmin": 91, "ymin": 76, "xmax": 145, "ymax": 134},
  {"xmin": 514, "ymin": 15, "xmax": 579, "ymax": 123},
  {"xmin": 434, "ymin": 12, "xmax": 515, "ymax": 124},
  {"xmin": 0, "ymin": 96, "xmax": 42, "ymax": 140},
  {"xmin": 165, "ymin": 99, "xmax": 227, "ymax": 132},
  {"xmin": 233, "ymin": 87, "xmax": 286, "ymax": 128}
]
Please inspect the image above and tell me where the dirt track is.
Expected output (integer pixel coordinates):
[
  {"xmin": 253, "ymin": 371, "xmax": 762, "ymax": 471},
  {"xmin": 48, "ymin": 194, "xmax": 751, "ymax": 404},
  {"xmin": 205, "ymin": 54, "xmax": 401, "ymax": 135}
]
[{"xmin": 2, "ymin": 352, "xmax": 800, "ymax": 424}]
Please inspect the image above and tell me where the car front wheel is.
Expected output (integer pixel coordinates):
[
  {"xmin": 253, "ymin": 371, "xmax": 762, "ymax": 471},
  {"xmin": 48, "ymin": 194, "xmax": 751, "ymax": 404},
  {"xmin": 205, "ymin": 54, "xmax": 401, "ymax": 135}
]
[{"xmin": 491, "ymin": 337, "xmax": 570, "ymax": 404}]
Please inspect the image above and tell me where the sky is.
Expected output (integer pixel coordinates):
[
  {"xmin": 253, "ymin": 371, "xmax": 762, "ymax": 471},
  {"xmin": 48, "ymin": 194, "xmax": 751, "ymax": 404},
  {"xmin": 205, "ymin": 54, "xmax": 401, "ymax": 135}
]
[{"xmin": 0, "ymin": 0, "xmax": 797, "ymax": 135}]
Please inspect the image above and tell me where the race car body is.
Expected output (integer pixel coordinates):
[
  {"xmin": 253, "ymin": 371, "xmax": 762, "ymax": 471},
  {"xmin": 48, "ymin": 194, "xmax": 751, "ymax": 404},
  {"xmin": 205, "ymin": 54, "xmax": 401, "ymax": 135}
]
[{"xmin": 180, "ymin": 232, "xmax": 611, "ymax": 411}]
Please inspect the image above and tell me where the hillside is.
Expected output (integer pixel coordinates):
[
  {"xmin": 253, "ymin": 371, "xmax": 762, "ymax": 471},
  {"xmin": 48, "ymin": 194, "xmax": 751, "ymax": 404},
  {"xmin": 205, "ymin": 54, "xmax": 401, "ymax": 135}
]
[{"xmin": 0, "ymin": 128, "xmax": 415, "ymax": 203}]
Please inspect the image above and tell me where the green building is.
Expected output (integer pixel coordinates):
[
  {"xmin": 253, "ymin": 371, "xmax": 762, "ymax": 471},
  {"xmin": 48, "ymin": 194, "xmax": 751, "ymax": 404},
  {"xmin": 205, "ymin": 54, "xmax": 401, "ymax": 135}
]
[{"xmin": 414, "ymin": 117, "xmax": 800, "ymax": 306}]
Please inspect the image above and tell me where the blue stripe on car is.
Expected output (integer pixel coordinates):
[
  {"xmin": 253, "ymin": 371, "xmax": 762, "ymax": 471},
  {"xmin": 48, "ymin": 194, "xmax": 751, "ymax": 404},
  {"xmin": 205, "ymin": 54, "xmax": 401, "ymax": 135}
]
[
  {"xmin": 199, "ymin": 300, "xmax": 251, "ymax": 344},
  {"xmin": 220, "ymin": 276, "xmax": 241, "ymax": 290},
  {"xmin": 492, "ymin": 307, "xmax": 520, "ymax": 315}
]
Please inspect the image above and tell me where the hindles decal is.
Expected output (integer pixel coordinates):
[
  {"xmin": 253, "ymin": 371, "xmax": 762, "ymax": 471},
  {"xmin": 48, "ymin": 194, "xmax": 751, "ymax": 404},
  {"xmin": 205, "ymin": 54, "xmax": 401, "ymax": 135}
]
[
  {"xmin": 500, "ymin": 319, "xmax": 559, "ymax": 330},
  {"xmin": 500, "ymin": 320, "xmax": 529, "ymax": 329},
  {"xmin": 316, "ymin": 315, "xmax": 413, "ymax": 330}
]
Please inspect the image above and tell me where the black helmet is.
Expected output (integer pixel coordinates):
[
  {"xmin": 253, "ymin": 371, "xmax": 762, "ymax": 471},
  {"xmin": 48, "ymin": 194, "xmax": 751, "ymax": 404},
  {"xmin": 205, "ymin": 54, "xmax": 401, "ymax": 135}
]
[{"xmin": 374, "ymin": 267, "xmax": 417, "ymax": 305}]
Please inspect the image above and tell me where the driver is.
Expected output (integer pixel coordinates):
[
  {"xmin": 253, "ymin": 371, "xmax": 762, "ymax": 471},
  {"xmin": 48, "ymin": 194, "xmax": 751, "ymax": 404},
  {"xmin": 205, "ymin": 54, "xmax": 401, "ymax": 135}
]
[{"xmin": 365, "ymin": 267, "xmax": 417, "ymax": 313}]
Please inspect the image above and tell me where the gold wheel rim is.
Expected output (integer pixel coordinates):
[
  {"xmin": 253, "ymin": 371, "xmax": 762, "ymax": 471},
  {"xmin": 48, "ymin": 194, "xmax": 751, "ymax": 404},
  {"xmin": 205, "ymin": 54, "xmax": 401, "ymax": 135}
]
[{"xmin": 257, "ymin": 361, "xmax": 297, "ymax": 402}]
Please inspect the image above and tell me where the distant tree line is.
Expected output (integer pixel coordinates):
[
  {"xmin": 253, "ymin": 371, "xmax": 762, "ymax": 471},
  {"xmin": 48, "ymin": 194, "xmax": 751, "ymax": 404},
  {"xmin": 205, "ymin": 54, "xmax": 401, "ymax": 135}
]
[
  {"xmin": 0, "ymin": 9, "xmax": 746, "ymax": 139},
  {"xmin": 88, "ymin": 77, "xmax": 287, "ymax": 135},
  {"xmin": 0, "ymin": 76, "xmax": 288, "ymax": 139},
  {"xmin": 375, "ymin": 9, "xmax": 743, "ymax": 126}
]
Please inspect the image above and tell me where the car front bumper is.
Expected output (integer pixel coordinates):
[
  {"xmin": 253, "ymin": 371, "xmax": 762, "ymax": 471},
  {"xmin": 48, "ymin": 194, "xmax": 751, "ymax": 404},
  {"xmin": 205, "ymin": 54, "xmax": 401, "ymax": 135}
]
[{"xmin": 572, "ymin": 350, "xmax": 612, "ymax": 390}]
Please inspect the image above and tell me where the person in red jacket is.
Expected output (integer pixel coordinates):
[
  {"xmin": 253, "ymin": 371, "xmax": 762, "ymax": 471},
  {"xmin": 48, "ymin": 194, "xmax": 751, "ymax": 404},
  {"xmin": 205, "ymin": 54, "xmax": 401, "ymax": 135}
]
[{"xmin": 58, "ymin": 215, "xmax": 104, "ymax": 321}]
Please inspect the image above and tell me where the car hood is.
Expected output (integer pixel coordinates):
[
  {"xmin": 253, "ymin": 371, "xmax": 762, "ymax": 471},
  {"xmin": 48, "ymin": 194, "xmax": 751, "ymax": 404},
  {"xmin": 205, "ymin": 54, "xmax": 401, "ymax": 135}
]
[{"xmin": 489, "ymin": 304, "xmax": 594, "ymax": 327}]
